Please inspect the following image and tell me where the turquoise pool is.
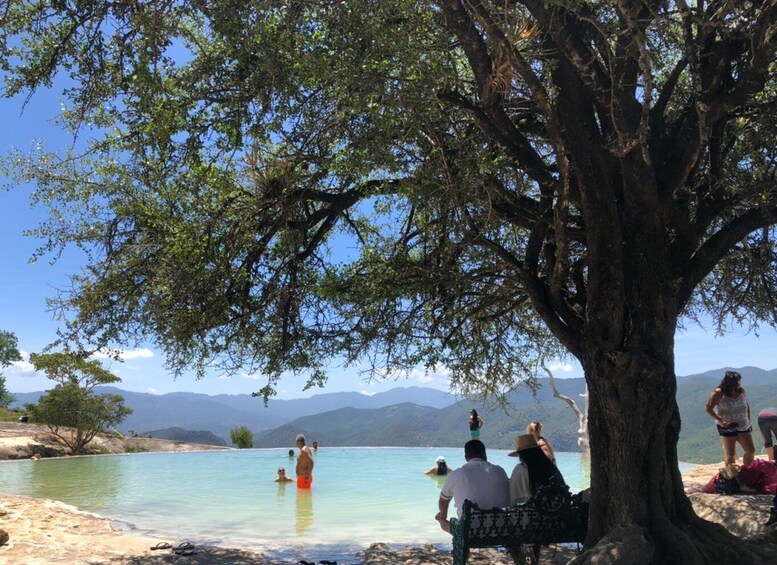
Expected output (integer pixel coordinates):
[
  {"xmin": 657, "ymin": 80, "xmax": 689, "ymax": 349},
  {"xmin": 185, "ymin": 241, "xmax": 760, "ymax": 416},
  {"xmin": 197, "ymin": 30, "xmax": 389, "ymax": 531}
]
[{"xmin": 0, "ymin": 447, "xmax": 596, "ymax": 560}]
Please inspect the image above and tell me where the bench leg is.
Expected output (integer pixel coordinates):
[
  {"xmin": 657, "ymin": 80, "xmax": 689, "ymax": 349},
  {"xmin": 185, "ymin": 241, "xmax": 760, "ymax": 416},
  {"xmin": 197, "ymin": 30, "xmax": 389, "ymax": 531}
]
[
  {"xmin": 506, "ymin": 545, "xmax": 538, "ymax": 565},
  {"xmin": 452, "ymin": 543, "xmax": 468, "ymax": 565}
]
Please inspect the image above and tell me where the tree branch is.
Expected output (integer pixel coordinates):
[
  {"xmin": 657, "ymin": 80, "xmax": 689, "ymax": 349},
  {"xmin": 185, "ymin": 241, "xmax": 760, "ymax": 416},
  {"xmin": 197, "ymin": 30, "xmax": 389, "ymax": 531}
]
[{"xmin": 678, "ymin": 205, "xmax": 777, "ymax": 309}]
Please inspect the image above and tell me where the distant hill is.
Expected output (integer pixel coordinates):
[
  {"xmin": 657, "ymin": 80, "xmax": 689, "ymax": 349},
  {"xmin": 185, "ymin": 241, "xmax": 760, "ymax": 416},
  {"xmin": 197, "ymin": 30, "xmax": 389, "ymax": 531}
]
[
  {"xmin": 254, "ymin": 403, "xmax": 447, "ymax": 447},
  {"xmin": 12, "ymin": 367, "xmax": 777, "ymax": 463},
  {"xmin": 11, "ymin": 385, "xmax": 458, "ymax": 442},
  {"xmin": 140, "ymin": 427, "xmax": 228, "ymax": 447},
  {"xmin": 256, "ymin": 367, "xmax": 777, "ymax": 462}
]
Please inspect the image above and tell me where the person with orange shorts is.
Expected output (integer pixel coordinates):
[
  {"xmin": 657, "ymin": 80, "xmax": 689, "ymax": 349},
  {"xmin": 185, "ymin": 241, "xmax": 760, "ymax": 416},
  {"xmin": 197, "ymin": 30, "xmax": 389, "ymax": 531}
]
[{"xmin": 295, "ymin": 433, "xmax": 315, "ymax": 489}]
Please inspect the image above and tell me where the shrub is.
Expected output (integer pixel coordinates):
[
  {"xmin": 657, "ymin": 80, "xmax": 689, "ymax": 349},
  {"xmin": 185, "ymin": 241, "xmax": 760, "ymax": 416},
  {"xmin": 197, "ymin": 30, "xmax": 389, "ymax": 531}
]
[{"xmin": 230, "ymin": 425, "xmax": 254, "ymax": 448}]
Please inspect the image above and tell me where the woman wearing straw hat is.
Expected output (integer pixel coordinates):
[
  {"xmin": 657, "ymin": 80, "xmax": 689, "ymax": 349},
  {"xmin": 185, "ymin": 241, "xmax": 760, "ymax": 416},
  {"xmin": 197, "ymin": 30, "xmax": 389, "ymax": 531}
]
[
  {"xmin": 507, "ymin": 434, "xmax": 566, "ymax": 504},
  {"xmin": 507, "ymin": 434, "xmax": 568, "ymax": 565}
]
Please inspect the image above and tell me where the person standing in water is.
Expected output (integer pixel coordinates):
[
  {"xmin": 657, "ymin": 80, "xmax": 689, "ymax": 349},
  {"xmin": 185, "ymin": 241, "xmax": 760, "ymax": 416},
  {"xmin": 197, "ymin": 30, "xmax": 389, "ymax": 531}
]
[
  {"xmin": 424, "ymin": 456, "xmax": 451, "ymax": 475},
  {"xmin": 275, "ymin": 467, "xmax": 293, "ymax": 483},
  {"xmin": 469, "ymin": 409, "xmax": 484, "ymax": 440},
  {"xmin": 295, "ymin": 433, "xmax": 315, "ymax": 489}
]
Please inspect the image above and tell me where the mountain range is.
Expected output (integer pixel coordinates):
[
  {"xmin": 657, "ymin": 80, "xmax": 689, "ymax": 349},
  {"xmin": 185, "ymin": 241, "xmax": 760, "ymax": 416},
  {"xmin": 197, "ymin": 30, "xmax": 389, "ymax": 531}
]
[{"xmin": 12, "ymin": 367, "xmax": 777, "ymax": 464}]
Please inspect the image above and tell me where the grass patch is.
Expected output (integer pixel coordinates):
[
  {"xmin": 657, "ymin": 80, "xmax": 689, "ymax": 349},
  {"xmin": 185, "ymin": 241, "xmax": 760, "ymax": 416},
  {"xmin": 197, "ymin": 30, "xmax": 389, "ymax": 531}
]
[{"xmin": 0, "ymin": 406, "xmax": 23, "ymax": 422}]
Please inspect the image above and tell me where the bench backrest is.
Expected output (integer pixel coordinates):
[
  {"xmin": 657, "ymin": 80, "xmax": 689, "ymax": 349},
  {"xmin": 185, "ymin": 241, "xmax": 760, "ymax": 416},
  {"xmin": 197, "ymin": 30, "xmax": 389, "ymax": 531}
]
[{"xmin": 460, "ymin": 484, "xmax": 588, "ymax": 547}]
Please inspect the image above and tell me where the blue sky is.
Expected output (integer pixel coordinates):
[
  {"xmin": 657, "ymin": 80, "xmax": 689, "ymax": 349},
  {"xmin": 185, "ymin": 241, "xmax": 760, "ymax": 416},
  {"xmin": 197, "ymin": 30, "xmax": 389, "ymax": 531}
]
[{"xmin": 2, "ymin": 86, "xmax": 776, "ymax": 401}]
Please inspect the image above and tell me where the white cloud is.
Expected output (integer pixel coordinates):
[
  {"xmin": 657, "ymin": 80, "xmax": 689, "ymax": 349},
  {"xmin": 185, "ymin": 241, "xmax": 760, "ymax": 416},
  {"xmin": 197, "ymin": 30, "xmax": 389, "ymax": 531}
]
[
  {"xmin": 545, "ymin": 361, "xmax": 573, "ymax": 373},
  {"xmin": 7, "ymin": 358, "xmax": 37, "ymax": 376},
  {"xmin": 121, "ymin": 349, "xmax": 154, "ymax": 360},
  {"xmin": 146, "ymin": 387, "xmax": 158, "ymax": 395},
  {"xmin": 91, "ymin": 348, "xmax": 154, "ymax": 361},
  {"xmin": 360, "ymin": 389, "xmax": 376, "ymax": 396},
  {"xmin": 239, "ymin": 371, "xmax": 261, "ymax": 380},
  {"xmin": 4, "ymin": 350, "xmax": 37, "ymax": 377}
]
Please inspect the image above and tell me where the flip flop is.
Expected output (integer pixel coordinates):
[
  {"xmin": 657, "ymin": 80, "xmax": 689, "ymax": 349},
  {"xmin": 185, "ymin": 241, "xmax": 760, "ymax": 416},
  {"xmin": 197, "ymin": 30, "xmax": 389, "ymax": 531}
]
[
  {"xmin": 150, "ymin": 542, "xmax": 172, "ymax": 550},
  {"xmin": 298, "ymin": 561, "xmax": 316, "ymax": 565},
  {"xmin": 175, "ymin": 548, "xmax": 198, "ymax": 556},
  {"xmin": 319, "ymin": 561, "xmax": 338, "ymax": 565},
  {"xmin": 173, "ymin": 542, "xmax": 195, "ymax": 551}
]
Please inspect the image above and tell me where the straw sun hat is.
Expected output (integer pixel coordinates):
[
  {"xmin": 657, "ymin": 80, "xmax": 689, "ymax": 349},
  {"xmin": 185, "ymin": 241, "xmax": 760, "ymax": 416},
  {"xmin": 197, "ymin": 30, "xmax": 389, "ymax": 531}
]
[{"xmin": 508, "ymin": 434, "xmax": 539, "ymax": 457}]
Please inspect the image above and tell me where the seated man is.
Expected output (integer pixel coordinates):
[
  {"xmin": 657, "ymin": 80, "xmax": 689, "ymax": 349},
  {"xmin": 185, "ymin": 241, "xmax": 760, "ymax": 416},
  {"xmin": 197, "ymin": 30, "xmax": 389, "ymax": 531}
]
[{"xmin": 435, "ymin": 439, "xmax": 509, "ymax": 534}]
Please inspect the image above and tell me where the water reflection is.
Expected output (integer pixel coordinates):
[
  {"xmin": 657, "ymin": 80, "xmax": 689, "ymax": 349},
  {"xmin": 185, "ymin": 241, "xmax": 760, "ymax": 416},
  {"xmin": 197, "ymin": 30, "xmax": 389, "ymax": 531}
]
[
  {"xmin": 276, "ymin": 480, "xmax": 290, "ymax": 511},
  {"xmin": 295, "ymin": 488, "xmax": 313, "ymax": 534},
  {"xmin": 577, "ymin": 452, "xmax": 591, "ymax": 486},
  {"xmin": 27, "ymin": 456, "xmax": 123, "ymax": 510},
  {"xmin": 426, "ymin": 473, "xmax": 446, "ymax": 489}
]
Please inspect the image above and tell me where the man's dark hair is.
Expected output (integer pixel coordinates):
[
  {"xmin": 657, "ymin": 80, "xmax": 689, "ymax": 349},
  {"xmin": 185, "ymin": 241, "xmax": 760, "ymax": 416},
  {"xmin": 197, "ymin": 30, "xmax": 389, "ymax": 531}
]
[{"xmin": 464, "ymin": 439, "xmax": 487, "ymax": 461}]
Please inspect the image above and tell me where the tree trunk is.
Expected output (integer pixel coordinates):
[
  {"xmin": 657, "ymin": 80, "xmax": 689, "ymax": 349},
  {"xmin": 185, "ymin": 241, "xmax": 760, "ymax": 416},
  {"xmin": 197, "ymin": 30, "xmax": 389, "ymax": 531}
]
[{"xmin": 571, "ymin": 347, "xmax": 777, "ymax": 564}]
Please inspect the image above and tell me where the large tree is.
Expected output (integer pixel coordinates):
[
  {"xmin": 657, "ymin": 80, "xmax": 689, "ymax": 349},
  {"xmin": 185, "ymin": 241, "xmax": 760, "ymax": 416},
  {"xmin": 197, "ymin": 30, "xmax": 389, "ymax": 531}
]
[{"xmin": 2, "ymin": 1, "xmax": 777, "ymax": 562}]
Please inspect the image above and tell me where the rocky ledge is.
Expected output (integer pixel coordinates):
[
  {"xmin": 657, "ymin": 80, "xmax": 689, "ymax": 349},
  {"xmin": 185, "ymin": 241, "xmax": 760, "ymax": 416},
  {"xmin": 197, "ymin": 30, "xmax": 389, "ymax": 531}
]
[{"xmin": 0, "ymin": 421, "xmax": 230, "ymax": 460}]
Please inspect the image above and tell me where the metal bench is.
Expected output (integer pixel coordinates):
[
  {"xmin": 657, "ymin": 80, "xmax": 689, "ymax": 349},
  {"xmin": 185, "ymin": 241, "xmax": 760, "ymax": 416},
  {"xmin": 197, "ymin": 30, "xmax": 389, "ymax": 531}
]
[{"xmin": 449, "ymin": 483, "xmax": 588, "ymax": 565}]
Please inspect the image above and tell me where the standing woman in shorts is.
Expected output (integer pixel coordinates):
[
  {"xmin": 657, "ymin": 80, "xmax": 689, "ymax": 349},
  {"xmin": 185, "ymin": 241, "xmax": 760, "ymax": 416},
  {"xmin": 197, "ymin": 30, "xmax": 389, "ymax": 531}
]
[
  {"xmin": 757, "ymin": 407, "xmax": 777, "ymax": 462},
  {"xmin": 705, "ymin": 371, "xmax": 755, "ymax": 466},
  {"xmin": 469, "ymin": 409, "xmax": 484, "ymax": 440}
]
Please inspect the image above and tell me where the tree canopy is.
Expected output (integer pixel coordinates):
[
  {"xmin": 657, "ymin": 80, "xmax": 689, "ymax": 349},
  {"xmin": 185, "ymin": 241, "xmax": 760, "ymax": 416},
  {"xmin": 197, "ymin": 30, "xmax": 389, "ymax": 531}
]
[{"xmin": 3, "ymin": 1, "xmax": 777, "ymax": 562}]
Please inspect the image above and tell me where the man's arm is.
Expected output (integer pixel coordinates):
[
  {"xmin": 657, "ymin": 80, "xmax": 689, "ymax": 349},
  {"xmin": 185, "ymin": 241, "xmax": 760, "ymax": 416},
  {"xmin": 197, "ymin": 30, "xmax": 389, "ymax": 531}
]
[{"xmin": 436, "ymin": 495, "xmax": 452, "ymax": 533}]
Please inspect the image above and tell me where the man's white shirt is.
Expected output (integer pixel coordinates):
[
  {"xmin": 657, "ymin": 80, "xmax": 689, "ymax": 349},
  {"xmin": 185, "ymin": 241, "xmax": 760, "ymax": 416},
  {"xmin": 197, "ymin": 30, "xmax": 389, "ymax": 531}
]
[{"xmin": 439, "ymin": 458, "xmax": 509, "ymax": 517}]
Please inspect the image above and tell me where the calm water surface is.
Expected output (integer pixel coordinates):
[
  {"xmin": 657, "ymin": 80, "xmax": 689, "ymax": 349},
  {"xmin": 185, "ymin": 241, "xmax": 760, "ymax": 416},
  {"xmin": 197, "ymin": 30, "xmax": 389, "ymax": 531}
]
[{"xmin": 0, "ymin": 447, "xmax": 667, "ymax": 561}]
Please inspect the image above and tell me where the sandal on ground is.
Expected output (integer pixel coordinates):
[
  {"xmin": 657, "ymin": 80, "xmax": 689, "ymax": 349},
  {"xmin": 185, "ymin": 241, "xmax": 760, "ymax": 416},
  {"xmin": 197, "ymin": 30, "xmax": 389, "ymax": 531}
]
[{"xmin": 150, "ymin": 542, "xmax": 172, "ymax": 550}]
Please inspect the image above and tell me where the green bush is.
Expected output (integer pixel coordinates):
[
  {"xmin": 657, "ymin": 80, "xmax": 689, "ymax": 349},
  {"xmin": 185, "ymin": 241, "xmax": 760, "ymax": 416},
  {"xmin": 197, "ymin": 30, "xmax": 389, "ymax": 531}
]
[{"xmin": 230, "ymin": 425, "xmax": 254, "ymax": 449}]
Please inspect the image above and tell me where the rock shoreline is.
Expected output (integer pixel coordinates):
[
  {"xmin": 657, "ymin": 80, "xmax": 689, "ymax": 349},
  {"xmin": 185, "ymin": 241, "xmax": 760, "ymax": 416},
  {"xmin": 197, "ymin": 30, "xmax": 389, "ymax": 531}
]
[{"xmin": 0, "ymin": 421, "xmax": 230, "ymax": 460}]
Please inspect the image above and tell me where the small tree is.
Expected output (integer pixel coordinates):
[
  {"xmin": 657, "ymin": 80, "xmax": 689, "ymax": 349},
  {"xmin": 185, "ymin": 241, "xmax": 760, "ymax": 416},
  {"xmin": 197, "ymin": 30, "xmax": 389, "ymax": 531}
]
[
  {"xmin": 230, "ymin": 425, "xmax": 254, "ymax": 449},
  {"xmin": 0, "ymin": 330, "xmax": 22, "ymax": 408},
  {"xmin": 0, "ymin": 330, "xmax": 22, "ymax": 370},
  {"xmin": 0, "ymin": 377, "xmax": 15, "ymax": 408},
  {"xmin": 28, "ymin": 352, "xmax": 132, "ymax": 455}
]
